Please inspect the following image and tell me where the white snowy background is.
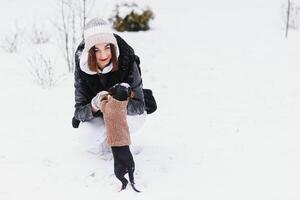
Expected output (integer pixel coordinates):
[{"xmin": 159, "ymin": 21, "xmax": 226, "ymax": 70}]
[{"xmin": 1, "ymin": 0, "xmax": 300, "ymax": 199}]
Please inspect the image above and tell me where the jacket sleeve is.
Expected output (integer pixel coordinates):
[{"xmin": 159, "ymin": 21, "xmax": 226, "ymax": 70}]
[
  {"xmin": 74, "ymin": 65, "xmax": 95, "ymax": 122},
  {"xmin": 127, "ymin": 62, "xmax": 145, "ymax": 115}
]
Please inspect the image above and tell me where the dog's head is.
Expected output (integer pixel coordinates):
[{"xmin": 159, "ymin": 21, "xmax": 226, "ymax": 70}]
[{"xmin": 108, "ymin": 83, "xmax": 131, "ymax": 101}]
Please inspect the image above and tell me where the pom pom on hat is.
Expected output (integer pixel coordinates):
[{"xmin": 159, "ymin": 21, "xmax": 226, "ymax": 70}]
[{"xmin": 84, "ymin": 18, "xmax": 119, "ymax": 58}]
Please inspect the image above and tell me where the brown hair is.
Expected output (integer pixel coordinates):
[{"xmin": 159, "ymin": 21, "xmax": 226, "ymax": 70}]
[{"xmin": 88, "ymin": 44, "xmax": 118, "ymax": 73}]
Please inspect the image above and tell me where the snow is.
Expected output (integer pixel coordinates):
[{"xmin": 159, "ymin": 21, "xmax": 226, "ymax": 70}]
[{"xmin": 1, "ymin": 0, "xmax": 300, "ymax": 199}]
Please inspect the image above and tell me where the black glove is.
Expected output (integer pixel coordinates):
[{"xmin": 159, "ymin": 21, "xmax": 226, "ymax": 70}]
[
  {"xmin": 72, "ymin": 116, "xmax": 80, "ymax": 128},
  {"xmin": 108, "ymin": 83, "xmax": 131, "ymax": 101}
]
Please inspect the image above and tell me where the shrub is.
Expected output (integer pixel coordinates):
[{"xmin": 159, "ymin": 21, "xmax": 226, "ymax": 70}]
[
  {"xmin": 27, "ymin": 48, "xmax": 58, "ymax": 89},
  {"xmin": 109, "ymin": 2, "xmax": 154, "ymax": 32},
  {"xmin": 1, "ymin": 32, "xmax": 20, "ymax": 53},
  {"xmin": 30, "ymin": 24, "xmax": 50, "ymax": 45},
  {"xmin": 1, "ymin": 23, "xmax": 23, "ymax": 53}
]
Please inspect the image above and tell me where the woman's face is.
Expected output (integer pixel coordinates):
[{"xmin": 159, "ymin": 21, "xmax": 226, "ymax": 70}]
[{"xmin": 94, "ymin": 43, "xmax": 112, "ymax": 69}]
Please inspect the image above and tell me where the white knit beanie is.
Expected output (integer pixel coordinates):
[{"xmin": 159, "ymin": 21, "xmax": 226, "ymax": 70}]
[{"xmin": 84, "ymin": 18, "xmax": 119, "ymax": 58}]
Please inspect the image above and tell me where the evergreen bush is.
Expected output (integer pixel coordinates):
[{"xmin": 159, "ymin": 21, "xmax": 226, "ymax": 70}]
[{"xmin": 109, "ymin": 2, "xmax": 154, "ymax": 32}]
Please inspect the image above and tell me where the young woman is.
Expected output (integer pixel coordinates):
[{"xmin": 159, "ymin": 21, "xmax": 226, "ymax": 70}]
[
  {"xmin": 72, "ymin": 18, "xmax": 146, "ymax": 157},
  {"xmin": 74, "ymin": 18, "xmax": 145, "ymax": 125}
]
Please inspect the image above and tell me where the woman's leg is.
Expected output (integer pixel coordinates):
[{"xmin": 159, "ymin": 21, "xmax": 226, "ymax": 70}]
[
  {"xmin": 127, "ymin": 112, "xmax": 147, "ymax": 133},
  {"xmin": 77, "ymin": 117, "xmax": 108, "ymax": 155},
  {"xmin": 76, "ymin": 113, "xmax": 146, "ymax": 157},
  {"xmin": 126, "ymin": 112, "xmax": 147, "ymax": 155}
]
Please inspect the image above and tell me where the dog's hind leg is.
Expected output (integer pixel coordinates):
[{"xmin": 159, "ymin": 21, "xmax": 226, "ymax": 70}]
[
  {"xmin": 119, "ymin": 178, "xmax": 128, "ymax": 191},
  {"xmin": 115, "ymin": 167, "xmax": 128, "ymax": 191}
]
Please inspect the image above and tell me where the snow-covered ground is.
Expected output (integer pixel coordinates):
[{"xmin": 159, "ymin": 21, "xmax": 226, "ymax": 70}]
[{"xmin": 1, "ymin": 0, "xmax": 300, "ymax": 199}]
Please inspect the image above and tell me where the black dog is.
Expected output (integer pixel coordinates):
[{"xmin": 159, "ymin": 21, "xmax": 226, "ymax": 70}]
[
  {"xmin": 111, "ymin": 146, "xmax": 140, "ymax": 192},
  {"xmin": 108, "ymin": 83, "xmax": 141, "ymax": 192}
]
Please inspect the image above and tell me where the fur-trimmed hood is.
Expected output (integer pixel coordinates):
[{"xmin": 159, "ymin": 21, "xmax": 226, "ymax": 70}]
[{"xmin": 75, "ymin": 34, "xmax": 138, "ymax": 76}]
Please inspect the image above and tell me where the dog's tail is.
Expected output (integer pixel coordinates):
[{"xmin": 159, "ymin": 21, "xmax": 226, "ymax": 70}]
[
  {"xmin": 131, "ymin": 183, "xmax": 141, "ymax": 193},
  {"xmin": 128, "ymin": 167, "xmax": 141, "ymax": 192}
]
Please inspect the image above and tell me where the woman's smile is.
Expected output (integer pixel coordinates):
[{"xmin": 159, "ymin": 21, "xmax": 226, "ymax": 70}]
[{"xmin": 99, "ymin": 58, "xmax": 108, "ymax": 61}]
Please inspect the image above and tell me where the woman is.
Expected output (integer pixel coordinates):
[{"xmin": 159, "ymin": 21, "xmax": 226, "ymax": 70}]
[
  {"xmin": 73, "ymin": 17, "xmax": 145, "ymax": 122},
  {"xmin": 72, "ymin": 18, "xmax": 146, "ymax": 157}
]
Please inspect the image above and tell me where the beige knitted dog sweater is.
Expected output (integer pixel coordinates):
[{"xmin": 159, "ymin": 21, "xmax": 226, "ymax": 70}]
[{"xmin": 100, "ymin": 95, "xmax": 131, "ymax": 147}]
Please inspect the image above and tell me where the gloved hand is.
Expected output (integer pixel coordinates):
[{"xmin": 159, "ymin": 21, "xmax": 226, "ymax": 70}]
[
  {"xmin": 72, "ymin": 116, "xmax": 80, "ymax": 128},
  {"xmin": 108, "ymin": 83, "xmax": 131, "ymax": 101},
  {"xmin": 91, "ymin": 91, "xmax": 109, "ymax": 111}
]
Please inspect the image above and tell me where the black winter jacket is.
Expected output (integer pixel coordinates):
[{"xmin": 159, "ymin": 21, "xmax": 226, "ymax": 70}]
[{"xmin": 74, "ymin": 34, "xmax": 145, "ymax": 122}]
